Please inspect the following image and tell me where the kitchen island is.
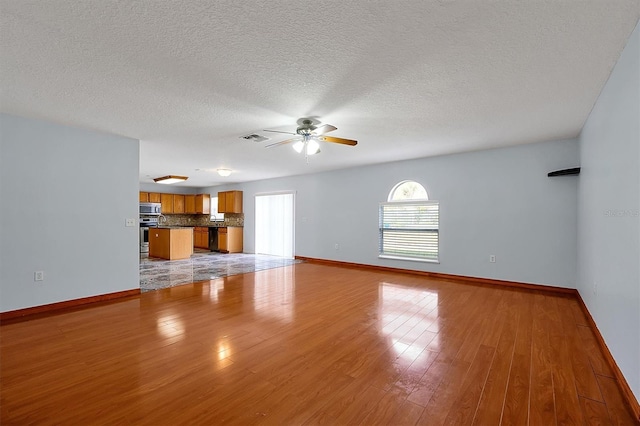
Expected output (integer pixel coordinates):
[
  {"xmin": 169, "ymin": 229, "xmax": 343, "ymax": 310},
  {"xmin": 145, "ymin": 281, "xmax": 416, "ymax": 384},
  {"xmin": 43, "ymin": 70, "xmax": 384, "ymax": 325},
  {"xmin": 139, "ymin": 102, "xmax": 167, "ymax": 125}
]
[{"xmin": 148, "ymin": 227, "xmax": 193, "ymax": 260}]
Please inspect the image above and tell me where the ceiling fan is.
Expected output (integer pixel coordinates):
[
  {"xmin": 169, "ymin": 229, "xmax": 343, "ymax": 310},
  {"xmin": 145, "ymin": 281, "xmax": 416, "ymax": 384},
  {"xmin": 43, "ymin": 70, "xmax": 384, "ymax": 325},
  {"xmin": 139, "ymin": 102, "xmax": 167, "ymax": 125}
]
[{"xmin": 263, "ymin": 118, "xmax": 357, "ymax": 157}]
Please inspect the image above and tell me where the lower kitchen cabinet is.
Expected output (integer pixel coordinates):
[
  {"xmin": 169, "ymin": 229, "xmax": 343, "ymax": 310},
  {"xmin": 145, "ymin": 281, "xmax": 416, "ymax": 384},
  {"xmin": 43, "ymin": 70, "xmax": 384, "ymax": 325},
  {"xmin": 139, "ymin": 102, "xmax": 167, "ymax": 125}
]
[
  {"xmin": 218, "ymin": 227, "xmax": 242, "ymax": 253},
  {"xmin": 149, "ymin": 228, "xmax": 193, "ymax": 260},
  {"xmin": 193, "ymin": 227, "xmax": 209, "ymax": 249}
]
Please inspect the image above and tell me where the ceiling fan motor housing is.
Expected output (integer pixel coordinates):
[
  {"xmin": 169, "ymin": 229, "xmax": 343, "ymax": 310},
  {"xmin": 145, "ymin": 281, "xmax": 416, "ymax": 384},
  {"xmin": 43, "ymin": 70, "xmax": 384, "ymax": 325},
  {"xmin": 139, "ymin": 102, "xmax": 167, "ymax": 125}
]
[
  {"xmin": 296, "ymin": 126, "xmax": 316, "ymax": 136},
  {"xmin": 297, "ymin": 122, "xmax": 316, "ymax": 135}
]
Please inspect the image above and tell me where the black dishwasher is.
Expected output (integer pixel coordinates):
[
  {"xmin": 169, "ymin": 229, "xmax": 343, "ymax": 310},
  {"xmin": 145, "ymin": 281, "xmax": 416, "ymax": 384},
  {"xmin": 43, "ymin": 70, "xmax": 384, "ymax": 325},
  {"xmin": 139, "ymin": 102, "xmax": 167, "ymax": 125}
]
[{"xmin": 208, "ymin": 227, "xmax": 219, "ymax": 252}]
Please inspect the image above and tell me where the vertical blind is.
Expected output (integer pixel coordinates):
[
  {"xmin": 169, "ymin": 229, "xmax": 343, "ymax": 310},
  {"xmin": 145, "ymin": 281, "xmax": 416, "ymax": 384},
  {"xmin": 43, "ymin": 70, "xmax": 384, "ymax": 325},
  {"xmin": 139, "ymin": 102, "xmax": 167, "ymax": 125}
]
[
  {"xmin": 379, "ymin": 201, "xmax": 439, "ymax": 261},
  {"xmin": 255, "ymin": 193, "xmax": 294, "ymax": 258}
]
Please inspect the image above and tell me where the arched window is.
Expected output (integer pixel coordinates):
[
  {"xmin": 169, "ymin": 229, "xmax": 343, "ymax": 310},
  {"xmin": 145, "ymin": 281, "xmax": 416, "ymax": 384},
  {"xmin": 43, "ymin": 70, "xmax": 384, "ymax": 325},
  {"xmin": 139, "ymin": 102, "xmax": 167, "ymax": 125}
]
[
  {"xmin": 388, "ymin": 180, "xmax": 428, "ymax": 201},
  {"xmin": 379, "ymin": 180, "xmax": 439, "ymax": 262}
]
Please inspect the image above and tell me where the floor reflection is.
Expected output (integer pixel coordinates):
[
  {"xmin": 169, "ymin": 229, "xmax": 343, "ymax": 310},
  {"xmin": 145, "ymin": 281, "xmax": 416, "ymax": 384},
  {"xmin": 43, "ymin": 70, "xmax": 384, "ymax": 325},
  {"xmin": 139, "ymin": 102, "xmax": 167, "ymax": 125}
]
[
  {"xmin": 156, "ymin": 311, "xmax": 185, "ymax": 341},
  {"xmin": 254, "ymin": 266, "xmax": 295, "ymax": 321},
  {"xmin": 139, "ymin": 251, "xmax": 301, "ymax": 292},
  {"xmin": 379, "ymin": 282, "xmax": 439, "ymax": 360}
]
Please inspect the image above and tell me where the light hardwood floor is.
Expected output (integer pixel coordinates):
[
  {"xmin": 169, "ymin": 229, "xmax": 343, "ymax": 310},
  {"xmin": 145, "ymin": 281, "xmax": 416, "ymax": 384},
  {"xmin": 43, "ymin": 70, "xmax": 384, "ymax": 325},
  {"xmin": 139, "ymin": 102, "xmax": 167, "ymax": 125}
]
[{"xmin": 1, "ymin": 263, "xmax": 637, "ymax": 425}]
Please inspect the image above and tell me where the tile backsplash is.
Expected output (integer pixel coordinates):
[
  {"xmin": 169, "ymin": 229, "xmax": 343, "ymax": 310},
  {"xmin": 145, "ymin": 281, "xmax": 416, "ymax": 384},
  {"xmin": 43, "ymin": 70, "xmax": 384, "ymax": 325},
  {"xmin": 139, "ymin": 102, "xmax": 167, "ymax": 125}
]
[
  {"xmin": 162, "ymin": 213, "xmax": 244, "ymax": 227},
  {"xmin": 221, "ymin": 213, "xmax": 244, "ymax": 227},
  {"xmin": 160, "ymin": 213, "xmax": 244, "ymax": 227}
]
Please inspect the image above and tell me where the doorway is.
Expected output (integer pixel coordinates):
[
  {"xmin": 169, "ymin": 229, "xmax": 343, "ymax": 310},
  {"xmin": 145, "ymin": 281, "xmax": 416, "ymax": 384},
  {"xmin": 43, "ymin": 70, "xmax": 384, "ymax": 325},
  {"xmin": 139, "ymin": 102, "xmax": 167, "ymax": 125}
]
[{"xmin": 255, "ymin": 192, "xmax": 295, "ymax": 258}]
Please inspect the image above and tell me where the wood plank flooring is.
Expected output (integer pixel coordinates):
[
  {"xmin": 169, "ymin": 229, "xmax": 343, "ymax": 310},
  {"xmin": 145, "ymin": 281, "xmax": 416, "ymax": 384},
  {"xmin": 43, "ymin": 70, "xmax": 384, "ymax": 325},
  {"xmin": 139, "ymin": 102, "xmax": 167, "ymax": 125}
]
[{"xmin": 1, "ymin": 263, "xmax": 637, "ymax": 425}]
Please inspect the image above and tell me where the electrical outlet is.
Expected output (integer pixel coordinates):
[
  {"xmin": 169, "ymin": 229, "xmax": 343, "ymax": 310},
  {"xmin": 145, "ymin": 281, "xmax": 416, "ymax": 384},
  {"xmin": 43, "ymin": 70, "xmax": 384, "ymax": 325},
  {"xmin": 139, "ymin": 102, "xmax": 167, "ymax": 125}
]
[
  {"xmin": 125, "ymin": 218, "xmax": 136, "ymax": 227},
  {"xmin": 489, "ymin": 255, "xmax": 496, "ymax": 263},
  {"xmin": 34, "ymin": 271, "xmax": 44, "ymax": 281},
  {"xmin": 334, "ymin": 243, "xmax": 340, "ymax": 250}
]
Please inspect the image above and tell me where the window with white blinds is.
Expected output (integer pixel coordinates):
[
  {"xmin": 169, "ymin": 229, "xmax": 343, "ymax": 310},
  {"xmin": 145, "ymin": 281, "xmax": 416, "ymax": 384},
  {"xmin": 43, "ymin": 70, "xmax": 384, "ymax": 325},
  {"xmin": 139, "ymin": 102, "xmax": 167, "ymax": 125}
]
[{"xmin": 379, "ymin": 201, "xmax": 439, "ymax": 262}]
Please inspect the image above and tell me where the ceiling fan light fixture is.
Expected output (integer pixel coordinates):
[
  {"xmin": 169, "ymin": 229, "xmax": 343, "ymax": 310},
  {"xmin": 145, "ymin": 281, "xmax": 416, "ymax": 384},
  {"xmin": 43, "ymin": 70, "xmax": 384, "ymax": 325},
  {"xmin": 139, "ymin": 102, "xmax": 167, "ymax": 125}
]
[
  {"xmin": 217, "ymin": 168, "xmax": 232, "ymax": 177},
  {"xmin": 264, "ymin": 119, "xmax": 356, "ymax": 158},
  {"xmin": 292, "ymin": 141, "xmax": 304, "ymax": 153},
  {"xmin": 306, "ymin": 139, "xmax": 320, "ymax": 155},
  {"xmin": 154, "ymin": 175, "xmax": 188, "ymax": 184}
]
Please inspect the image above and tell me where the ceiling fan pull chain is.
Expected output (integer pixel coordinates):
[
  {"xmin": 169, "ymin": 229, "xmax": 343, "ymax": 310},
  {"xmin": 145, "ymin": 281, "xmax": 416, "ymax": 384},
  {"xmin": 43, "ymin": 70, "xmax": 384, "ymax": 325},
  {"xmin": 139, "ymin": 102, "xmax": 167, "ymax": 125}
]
[{"xmin": 304, "ymin": 140, "xmax": 309, "ymax": 163}]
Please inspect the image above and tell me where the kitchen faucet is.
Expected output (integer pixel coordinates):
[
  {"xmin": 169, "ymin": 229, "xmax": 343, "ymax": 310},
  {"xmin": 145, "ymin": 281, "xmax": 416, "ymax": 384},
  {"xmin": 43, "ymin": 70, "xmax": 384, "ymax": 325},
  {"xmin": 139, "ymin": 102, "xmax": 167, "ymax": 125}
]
[{"xmin": 158, "ymin": 214, "xmax": 167, "ymax": 225}]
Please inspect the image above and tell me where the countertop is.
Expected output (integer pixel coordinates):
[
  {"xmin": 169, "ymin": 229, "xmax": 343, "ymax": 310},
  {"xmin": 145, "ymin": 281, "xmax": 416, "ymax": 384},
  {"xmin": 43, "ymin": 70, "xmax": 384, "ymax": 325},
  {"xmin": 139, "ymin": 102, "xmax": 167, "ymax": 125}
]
[
  {"xmin": 153, "ymin": 225, "xmax": 242, "ymax": 229},
  {"xmin": 155, "ymin": 226, "xmax": 194, "ymax": 229}
]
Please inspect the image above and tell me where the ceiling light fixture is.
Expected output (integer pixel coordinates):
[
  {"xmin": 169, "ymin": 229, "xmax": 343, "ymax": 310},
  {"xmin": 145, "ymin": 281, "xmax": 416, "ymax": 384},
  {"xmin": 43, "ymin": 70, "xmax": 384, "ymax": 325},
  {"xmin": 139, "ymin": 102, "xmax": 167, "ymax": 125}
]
[
  {"xmin": 306, "ymin": 139, "xmax": 320, "ymax": 155},
  {"xmin": 292, "ymin": 135, "xmax": 320, "ymax": 157},
  {"xmin": 153, "ymin": 175, "xmax": 188, "ymax": 184},
  {"xmin": 217, "ymin": 169, "xmax": 232, "ymax": 177}
]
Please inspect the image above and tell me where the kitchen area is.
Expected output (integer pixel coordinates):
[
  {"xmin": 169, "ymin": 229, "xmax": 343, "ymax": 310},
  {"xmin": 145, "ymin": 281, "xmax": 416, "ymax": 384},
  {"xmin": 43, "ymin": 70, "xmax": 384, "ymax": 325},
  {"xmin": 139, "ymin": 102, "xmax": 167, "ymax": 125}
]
[
  {"xmin": 139, "ymin": 190, "xmax": 244, "ymax": 260},
  {"xmin": 138, "ymin": 189, "xmax": 270, "ymax": 292},
  {"xmin": 138, "ymin": 189, "xmax": 300, "ymax": 292}
]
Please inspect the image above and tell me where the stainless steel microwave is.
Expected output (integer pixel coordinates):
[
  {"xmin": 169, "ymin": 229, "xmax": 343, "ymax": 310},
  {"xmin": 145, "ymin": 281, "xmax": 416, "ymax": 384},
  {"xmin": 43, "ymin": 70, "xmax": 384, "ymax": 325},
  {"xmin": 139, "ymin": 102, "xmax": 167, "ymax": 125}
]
[{"xmin": 140, "ymin": 202, "xmax": 161, "ymax": 216}]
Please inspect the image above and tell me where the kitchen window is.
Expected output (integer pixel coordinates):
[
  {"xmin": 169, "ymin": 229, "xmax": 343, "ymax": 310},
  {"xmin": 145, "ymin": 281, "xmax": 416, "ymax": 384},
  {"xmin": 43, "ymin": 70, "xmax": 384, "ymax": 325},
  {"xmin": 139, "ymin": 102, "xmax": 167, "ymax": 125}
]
[
  {"xmin": 379, "ymin": 181, "xmax": 439, "ymax": 263},
  {"xmin": 210, "ymin": 197, "xmax": 224, "ymax": 222}
]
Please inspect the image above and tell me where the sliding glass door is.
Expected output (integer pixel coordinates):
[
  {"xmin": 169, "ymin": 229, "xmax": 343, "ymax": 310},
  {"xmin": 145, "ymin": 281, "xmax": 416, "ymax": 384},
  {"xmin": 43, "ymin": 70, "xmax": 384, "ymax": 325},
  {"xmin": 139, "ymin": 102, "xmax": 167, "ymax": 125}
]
[{"xmin": 255, "ymin": 192, "xmax": 295, "ymax": 258}]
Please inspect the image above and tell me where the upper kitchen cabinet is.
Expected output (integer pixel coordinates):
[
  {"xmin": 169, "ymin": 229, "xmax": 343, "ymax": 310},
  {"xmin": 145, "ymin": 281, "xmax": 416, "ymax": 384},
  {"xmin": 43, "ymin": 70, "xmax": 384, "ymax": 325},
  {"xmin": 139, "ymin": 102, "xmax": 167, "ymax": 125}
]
[
  {"xmin": 218, "ymin": 191, "xmax": 243, "ymax": 213},
  {"xmin": 160, "ymin": 193, "xmax": 174, "ymax": 214},
  {"xmin": 195, "ymin": 194, "xmax": 210, "ymax": 214},
  {"xmin": 185, "ymin": 195, "xmax": 196, "ymax": 214},
  {"xmin": 140, "ymin": 192, "xmax": 162, "ymax": 203},
  {"xmin": 173, "ymin": 194, "xmax": 185, "ymax": 214},
  {"xmin": 142, "ymin": 192, "xmax": 208, "ymax": 215}
]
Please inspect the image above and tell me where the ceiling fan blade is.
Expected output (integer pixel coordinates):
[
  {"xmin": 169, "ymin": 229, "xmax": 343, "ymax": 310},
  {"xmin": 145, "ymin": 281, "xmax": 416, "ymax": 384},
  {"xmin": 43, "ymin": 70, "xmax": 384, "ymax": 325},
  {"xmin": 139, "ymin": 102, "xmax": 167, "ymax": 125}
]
[
  {"xmin": 265, "ymin": 137, "xmax": 298, "ymax": 148},
  {"xmin": 319, "ymin": 136, "xmax": 358, "ymax": 146},
  {"xmin": 312, "ymin": 124, "xmax": 337, "ymax": 135},
  {"xmin": 263, "ymin": 129, "xmax": 297, "ymax": 135}
]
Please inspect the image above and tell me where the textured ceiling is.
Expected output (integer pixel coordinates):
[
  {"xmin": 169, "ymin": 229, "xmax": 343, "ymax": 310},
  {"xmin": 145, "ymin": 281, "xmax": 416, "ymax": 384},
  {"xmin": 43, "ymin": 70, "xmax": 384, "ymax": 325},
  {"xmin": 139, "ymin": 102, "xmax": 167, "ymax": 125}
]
[{"xmin": 2, "ymin": 1, "xmax": 639, "ymax": 187}]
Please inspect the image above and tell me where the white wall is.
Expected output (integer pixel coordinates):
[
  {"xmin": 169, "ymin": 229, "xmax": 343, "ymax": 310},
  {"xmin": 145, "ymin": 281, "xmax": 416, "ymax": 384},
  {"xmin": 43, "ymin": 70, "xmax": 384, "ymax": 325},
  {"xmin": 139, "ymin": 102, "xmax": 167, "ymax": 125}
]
[
  {"xmin": 0, "ymin": 114, "xmax": 140, "ymax": 312},
  {"xmin": 578, "ymin": 21, "xmax": 640, "ymax": 399},
  {"xmin": 206, "ymin": 138, "xmax": 579, "ymax": 288}
]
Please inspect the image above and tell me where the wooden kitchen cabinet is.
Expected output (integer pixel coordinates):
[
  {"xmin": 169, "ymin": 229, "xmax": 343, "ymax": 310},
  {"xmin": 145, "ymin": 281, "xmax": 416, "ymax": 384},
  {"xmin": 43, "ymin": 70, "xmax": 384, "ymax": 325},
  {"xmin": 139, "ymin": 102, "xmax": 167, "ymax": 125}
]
[
  {"xmin": 195, "ymin": 194, "xmax": 210, "ymax": 214},
  {"xmin": 160, "ymin": 193, "xmax": 174, "ymax": 214},
  {"xmin": 173, "ymin": 194, "xmax": 185, "ymax": 214},
  {"xmin": 185, "ymin": 195, "xmax": 196, "ymax": 214},
  {"xmin": 218, "ymin": 228, "xmax": 227, "ymax": 252},
  {"xmin": 193, "ymin": 227, "xmax": 209, "ymax": 249},
  {"xmin": 140, "ymin": 192, "xmax": 162, "ymax": 203},
  {"xmin": 218, "ymin": 227, "xmax": 242, "ymax": 253},
  {"xmin": 149, "ymin": 192, "xmax": 208, "ymax": 215},
  {"xmin": 217, "ymin": 191, "xmax": 243, "ymax": 213},
  {"xmin": 149, "ymin": 228, "xmax": 193, "ymax": 260}
]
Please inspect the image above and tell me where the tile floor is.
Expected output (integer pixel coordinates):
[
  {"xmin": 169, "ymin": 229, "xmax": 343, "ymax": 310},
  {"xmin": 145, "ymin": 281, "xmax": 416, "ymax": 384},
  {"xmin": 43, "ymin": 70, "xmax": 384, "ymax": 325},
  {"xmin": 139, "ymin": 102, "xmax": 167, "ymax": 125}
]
[{"xmin": 139, "ymin": 250, "xmax": 301, "ymax": 292}]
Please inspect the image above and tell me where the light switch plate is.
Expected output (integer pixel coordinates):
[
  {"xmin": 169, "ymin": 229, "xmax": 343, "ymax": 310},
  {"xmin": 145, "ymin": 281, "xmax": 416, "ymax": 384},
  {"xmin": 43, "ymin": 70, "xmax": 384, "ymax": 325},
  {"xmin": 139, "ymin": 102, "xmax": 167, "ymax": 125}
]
[{"xmin": 125, "ymin": 218, "xmax": 136, "ymax": 227}]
